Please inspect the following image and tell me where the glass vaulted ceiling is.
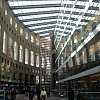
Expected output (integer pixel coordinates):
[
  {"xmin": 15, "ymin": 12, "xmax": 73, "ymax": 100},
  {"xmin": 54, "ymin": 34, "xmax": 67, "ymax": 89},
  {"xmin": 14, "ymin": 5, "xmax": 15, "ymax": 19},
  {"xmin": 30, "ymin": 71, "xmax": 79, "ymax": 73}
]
[{"xmin": 8, "ymin": 0, "xmax": 100, "ymax": 38}]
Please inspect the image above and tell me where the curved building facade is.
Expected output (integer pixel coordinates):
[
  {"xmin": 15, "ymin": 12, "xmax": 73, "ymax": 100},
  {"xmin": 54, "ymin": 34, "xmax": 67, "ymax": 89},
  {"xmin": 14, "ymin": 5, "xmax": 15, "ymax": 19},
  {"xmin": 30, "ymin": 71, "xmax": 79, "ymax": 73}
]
[{"xmin": 0, "ymin": 0, "xmax": 51, "ymax": 92}]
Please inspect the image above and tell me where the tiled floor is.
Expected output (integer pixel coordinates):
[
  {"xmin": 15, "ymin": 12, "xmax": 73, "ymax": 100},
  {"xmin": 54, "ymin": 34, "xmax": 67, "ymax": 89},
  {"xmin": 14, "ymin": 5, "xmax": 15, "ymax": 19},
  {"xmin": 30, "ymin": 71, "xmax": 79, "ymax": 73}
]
[{"xmin": 16, "ymin": 94, "xmax": 67, "ymax": 100}]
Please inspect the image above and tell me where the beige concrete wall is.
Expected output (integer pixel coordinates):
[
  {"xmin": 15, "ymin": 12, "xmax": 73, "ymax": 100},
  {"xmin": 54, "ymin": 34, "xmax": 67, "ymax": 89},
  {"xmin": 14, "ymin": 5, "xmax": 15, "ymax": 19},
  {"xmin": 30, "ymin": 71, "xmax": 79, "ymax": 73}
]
[{"xmin": 0, "ymin": 0, "xmax": 47, "ymax": 85}]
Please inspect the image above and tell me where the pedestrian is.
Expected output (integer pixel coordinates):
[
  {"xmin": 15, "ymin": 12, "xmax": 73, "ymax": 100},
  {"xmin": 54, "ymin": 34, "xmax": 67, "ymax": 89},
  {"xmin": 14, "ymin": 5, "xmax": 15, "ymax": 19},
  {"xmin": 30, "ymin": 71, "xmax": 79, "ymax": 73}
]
[
  {"xmin": 76, "ymin": 89, "xmax": 83, "ymax": 100},
  {"xmin": 6, "ymin": 88, "xmax": 11, "ymax": 100},
  {"xmin": 5, "ymin": 88, "xmax": 8, "ymax": 100},
  {"xmin": 36, "ymin": 86, "xmax": 41, "ymax": 100},
  {"xmin": 68, "ymin": 87, "xmax": 74, "ymax": 100},
  {"xmin": 29, "ymin": 90, "xmax": 34, "ymax": 100},
  {"xmin": 10, "ymin": 88, "xmax": 16, "ymax": 100},
  {"xmin": 40, "ymin": 88, "xmax": 47, "ymax": 100}
]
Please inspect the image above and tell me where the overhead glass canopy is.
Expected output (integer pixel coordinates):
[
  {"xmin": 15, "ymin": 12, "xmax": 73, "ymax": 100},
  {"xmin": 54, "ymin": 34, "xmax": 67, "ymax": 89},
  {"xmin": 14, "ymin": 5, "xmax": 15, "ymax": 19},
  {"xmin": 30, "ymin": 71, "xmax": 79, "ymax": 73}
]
[{"xmin": 8, "ymin": 0, "xmax": 100, "ymax": 37}]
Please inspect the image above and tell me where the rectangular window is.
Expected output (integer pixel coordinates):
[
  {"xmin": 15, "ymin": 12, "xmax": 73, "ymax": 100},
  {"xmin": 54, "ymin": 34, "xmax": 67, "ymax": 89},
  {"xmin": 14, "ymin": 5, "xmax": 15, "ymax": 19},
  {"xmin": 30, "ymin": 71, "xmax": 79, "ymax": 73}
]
[
  {"xmin": 0, "ymin": 25, "xmax": 1, "ymax": 37},
  {"xmin": 19, "ymin": 45, "xmax": 23, "ymax": 62},
  {"xmin": 36, "ymin": 53, "xmax": 39, "ymax": 67},
  {"xmin": 20, "ymin": 27, "xmax": 23, "ymax": 35},
  {"xmin": 8, "ymin": 37, "xmax": 12, "ymax": 48},
  {"xmin": 15, "ymin": 22, "xmax": 17, "ymax": 30},
  {"xmin": 41, "ymin": 76, "xmax": 44, "ymax": 84},
  {"xmin": 25, "ymin": 48, "xmax": 29, "ymax": 64},
  {"xmin": 14, "ymin": 41, "xmax": 18, "ymax": 60},
  {"xmin": 61, "ymin": 56, "xmax": 63, "ymax": 64},
  {"xmin": 31, "ymin": 35, "xmax": 34, "ymax": 42},
  {"xmin": 0, "ymin": 1, "xmax": 2, "ymax": 8},
  {"xmin": 5, "ymin": 9, "xmax": 7, "ymax": 16},
  {"xmin": 10, "ymin": 16, "xmax": 12, "ymax": 25},
  {"xmin": 25, "ymin": 32, "xmax": 28, "ymax": 39},
  {"xmin": 96, "ymin": 41, "xmax": 100, "ymax": 59},
  {"xmin": 30, "ymin": 51, "xmax": 34, "ymax": 66},
  {"xmin": 41, "ymin": 57, "xmax": 44, "ymax": 68},
  {"xmin": 8, "ymin": 37, "xmax": 13, "ymax": 57},
  {"xmin": 74, "ymin": 36, "xmax": 78, "ymax": 43},
  {"xmin": 76, "ymin": 53, "xmax": 80, "ymax": 65},
  {"xmin": 89, "ymin": 45, "xmax": 95, "ymax": 61},
  {"xmin": 2, "ymin": 31, "xmax": 7, "ymax": 54},
  {"xmin": 36, "ymin": 75, "xmax": 39, "ymax": 84},
  {"xmin": 36, "ymin": 38, "xmax": 39, "ymax": 45}
]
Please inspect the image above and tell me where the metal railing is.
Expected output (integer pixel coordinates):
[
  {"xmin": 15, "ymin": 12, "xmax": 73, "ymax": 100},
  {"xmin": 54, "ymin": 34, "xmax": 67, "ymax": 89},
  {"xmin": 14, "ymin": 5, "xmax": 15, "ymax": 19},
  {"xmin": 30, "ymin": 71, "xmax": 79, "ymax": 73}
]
[
  {"xmin": 69, "ymin": 60, "xmax": 100, "ymax": 76},
  {"xmin": 51, "ymin": 90, "xmax": 100, "ymax": 100}
]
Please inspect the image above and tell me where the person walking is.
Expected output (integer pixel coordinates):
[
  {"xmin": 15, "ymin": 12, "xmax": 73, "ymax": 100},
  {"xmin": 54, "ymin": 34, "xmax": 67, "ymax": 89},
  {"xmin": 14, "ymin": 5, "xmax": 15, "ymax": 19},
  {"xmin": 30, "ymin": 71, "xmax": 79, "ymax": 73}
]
[
  {"xmin": 10, "ymin": 88, "xmax": 16, "ymax": 100},
  {"xmin": 36, "ymin": 85, "xmax": 41, "ymax": 100},
  {"xmin": 40, "ymin": 88, "xmax": 47, "ymax": 100},
  {"xmin": 68, "ymin": 87, "xmax": 74, "ymax": 100},
  {"xmin": 76, "ymin": 89, "xmax": 83, "ymax": 100},
  {"xmin": 29, "ymin": 90, "xmax": 34, "ymax": 100}
]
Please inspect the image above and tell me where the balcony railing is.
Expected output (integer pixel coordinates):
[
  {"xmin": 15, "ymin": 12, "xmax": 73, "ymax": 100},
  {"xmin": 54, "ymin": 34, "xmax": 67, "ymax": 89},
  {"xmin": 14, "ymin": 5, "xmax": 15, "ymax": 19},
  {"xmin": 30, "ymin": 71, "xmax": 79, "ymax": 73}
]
[{"xmin": 69, "ymin": 59, "xmax": 100, "ymax": 76}]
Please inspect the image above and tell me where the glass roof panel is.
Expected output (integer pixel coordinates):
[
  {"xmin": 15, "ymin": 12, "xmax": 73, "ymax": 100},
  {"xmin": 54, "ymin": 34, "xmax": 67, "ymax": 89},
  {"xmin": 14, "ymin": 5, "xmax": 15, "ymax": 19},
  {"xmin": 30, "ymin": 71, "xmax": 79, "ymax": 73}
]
[
  {"xmin": 34, "ymin": 28, "xmax": 55, "ymax": 33},
  {"xmin": 8, "ymin": 0, "xmax": 100, "ymax": 39},
  {"xmin": 40, "ymin": 33, "xmax": 50, "ymax": 36},
  {"xmin": 18, "ymin": 13, "xmax": 59, "ymax": 20},
  {"xmin": 23, "ymin": 19, "xmax": 57, "ymax": 25},
  {"xmin": 13, "ymin": 7, "xmax": 61, "ymax": 14},
  {"xmin": 9, "ymin": 0, "xmax": 61, "ymax": 6},
  {"xmin": 29, "ymin": 24, "xmax": 56, "ymax": 29}
]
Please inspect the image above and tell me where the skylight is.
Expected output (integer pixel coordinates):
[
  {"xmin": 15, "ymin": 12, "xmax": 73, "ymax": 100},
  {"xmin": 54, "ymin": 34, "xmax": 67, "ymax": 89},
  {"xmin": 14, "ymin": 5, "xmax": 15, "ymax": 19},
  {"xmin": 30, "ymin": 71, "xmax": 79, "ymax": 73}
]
[
  {"xmin": 23, "ymin": 19, "xmax": 57, "ymax": 25},
  {"xmin": 13, "ymin": 7, "xmax": 61, "ymax": 14},
  {"xmin": 34, "ymin": 28, "xmax": 55, "ymax": 33},
  {"xmin": 9, "ymin": 0, "xmax": 61, "ymax": 6},
  {"xmin": 28, "ymin": 24, "xmax": 56, "ymax": 29},
  {"xmin": 8, "ymin": 0, "xmax": 100, "ymax": 39},
  {"xmin": 18, "ymin": 13, "xmax": 59, "ymax": 20}
]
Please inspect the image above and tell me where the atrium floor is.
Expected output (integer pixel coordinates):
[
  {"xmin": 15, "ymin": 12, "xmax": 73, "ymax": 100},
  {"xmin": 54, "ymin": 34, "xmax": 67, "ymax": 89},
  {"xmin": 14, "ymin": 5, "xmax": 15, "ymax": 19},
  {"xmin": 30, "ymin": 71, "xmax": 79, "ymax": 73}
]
[{"xmin": 16, "ymin": 94, "xmax": 67, "ymax": 100}]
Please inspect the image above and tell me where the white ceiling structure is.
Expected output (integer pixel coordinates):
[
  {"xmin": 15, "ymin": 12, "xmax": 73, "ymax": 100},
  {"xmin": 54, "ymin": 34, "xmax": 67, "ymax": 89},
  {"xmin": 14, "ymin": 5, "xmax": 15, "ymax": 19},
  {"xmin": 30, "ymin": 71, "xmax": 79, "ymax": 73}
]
[{"xmin": 8, "ymin": 0, "xmax": 100, "ymax": 39}]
